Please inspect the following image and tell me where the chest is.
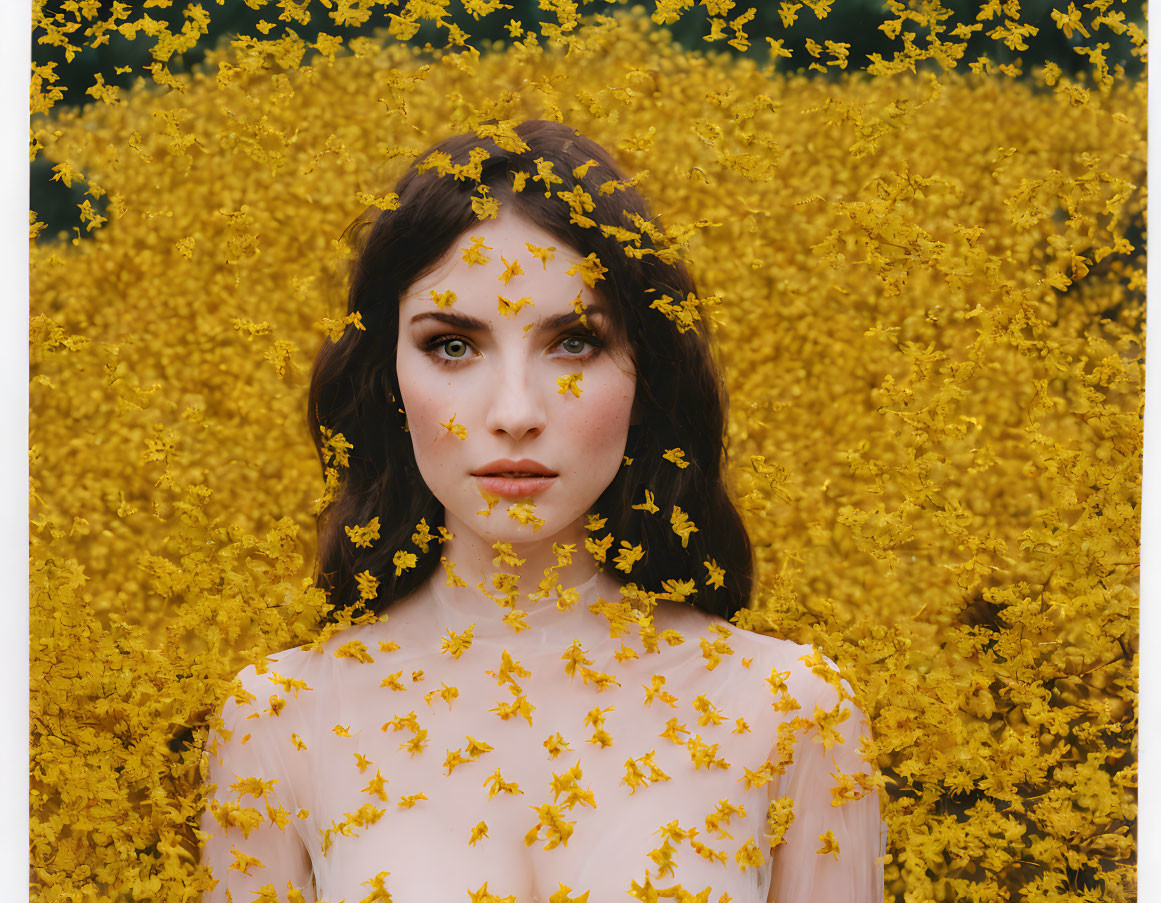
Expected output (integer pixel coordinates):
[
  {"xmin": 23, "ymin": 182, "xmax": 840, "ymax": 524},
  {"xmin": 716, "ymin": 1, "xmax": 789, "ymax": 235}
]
[{"xmin": 288, "ymin": 640, "xmax": 779, "ymax": 902}]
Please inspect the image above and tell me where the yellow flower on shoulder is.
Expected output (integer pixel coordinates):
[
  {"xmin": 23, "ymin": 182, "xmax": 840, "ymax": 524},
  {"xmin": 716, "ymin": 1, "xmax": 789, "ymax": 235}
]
[{"xmin": 440, "ymin": 624, "xmax": 475, "ymax": 659}]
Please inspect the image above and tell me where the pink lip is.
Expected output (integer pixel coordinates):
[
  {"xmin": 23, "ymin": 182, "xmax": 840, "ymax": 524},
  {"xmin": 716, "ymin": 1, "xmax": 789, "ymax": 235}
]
[
  {"xmin": 471, "ymin": 458, "xmax": 557, "ymax": 477},
  {"xmin": 475, "ymin": 474, "xmax": 556, "ymax": 499}
]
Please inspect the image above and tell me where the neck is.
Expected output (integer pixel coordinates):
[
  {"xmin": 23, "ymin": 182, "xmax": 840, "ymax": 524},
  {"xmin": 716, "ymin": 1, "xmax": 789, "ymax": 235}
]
[{"xmin": 434, "ymin": 516, "xmax": 605, "ymax": 609}]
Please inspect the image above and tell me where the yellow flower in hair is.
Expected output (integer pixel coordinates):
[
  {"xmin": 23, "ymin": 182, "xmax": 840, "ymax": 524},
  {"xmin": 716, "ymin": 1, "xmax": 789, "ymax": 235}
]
[
  {"xmin": 632, "ymin": 489, "xmax": 659, "ymax": 514},
  {"xmin": 392, "ymin": 550, "xmax": 417, "ymax": 576},
  {"xmin": 662, "ymin": 448, "xmax": 689, "ymax": 468},
  {"xmin": 532, "ymin": 156, "xmax": 563, "ymax": 197},
  {"xmin": 613, "ymin": 540, "xmax": 644, "ymax": 573},
  {"xmin": 566, "ymin": 252, "xmax": 607, "ymax": 287},
  {"xmin": 670, "ymin": 506, "xmax": 698, "ymax": 547},
  {"xmin": 345, "ymin": 516, "xmax": 381, "ymax": 548},
  {"xmin": 472, "ymin": 187, "xmax": 500, "ymax": 220}
]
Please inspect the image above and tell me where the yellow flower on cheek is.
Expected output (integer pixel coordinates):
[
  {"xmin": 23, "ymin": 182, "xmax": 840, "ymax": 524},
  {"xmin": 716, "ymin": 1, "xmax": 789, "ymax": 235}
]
[
  {"xmin": 440, "ymin": 411, "xmax": 468, "ymax": 439},
  {"xmin": 557, "ymin": 372, "xmax": 583, "ymax": 396}
]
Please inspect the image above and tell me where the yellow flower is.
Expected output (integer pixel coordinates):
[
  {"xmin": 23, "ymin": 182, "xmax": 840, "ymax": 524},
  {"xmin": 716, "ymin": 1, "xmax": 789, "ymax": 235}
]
[
  {"xmin": 524, "ymin": 241, "xmax": 555, "ymax": 269},
  {"xmin": 662, "ymin": 448, "xmax": 689, "ymax": 468},
  {"xmin": 391, "ymin": 550, "xmax": 417, "ymax": 576},
  {"xmin": 557, "ymin": 371, "xmax": 583, "ymax": 396},
  {"xmin": 438, "ymin": 410, "xmax": 466, "ymax": 438},
  {"xmin": 632, "ymin": 489, "xmax": 659, "ymax": 514},
  {"xmin": 816, "ymin": 829, "xmax": 841, "ymax": 861},
  {"xmin": 497, "ymin": 294, "xmax": 533, "ymax": 317},
  {"xmin": 344, "ymin": 516, "xmax": 381, "ymax": 548}
]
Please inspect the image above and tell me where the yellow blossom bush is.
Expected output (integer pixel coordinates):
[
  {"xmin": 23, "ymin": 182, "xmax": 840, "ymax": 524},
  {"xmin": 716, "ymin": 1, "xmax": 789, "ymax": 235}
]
[{"xmin": 30, "ymin": 1, "xmax": 1142, "ymax": 901}]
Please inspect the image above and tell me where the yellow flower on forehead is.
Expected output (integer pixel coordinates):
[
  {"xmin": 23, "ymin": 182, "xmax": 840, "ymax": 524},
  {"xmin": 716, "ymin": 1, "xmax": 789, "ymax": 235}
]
[
  {"xmin": 461, "ymin": 235, "xmax": 492, "ymax": 266},
  {"xmin": 524, "ymin": 241, "xmax": 555, "ymax": 269},
  {"xmin": 497, "ymin": 294, "xmax": 533, "ymax": 317},
  {"xmin": 498, "ymin": 253, "xmax": 523, "ymax": 285},
  {"xmin": 567, "ymin": 289, "xmax": 593, "ymax": 329},
  {"xmin": 429, "ymin": 288, "xmax": 456, "ymax": 309}
]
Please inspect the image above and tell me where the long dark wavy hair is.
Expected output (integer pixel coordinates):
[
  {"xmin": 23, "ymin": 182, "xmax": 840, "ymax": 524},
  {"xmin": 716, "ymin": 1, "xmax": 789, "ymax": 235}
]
[{"xmin": 307, "ymin": 119, "xmax": 754, "ymax": 624}]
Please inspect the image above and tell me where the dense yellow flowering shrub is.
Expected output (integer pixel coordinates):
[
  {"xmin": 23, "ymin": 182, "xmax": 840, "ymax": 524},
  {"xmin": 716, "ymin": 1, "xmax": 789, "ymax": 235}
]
[{"xmin": 30, "ymin": 2, "xmax": 1142, "ymax": 901}]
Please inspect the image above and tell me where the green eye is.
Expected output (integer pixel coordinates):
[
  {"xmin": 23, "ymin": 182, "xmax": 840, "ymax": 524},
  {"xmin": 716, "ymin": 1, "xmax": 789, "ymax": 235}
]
[
  {"xmin": 562, "ymin": 337, "xmax": 587, "ymax": 354},
  {"xmin": 444, "ymin": 339, "xmax": 469, "ymax": 358}
]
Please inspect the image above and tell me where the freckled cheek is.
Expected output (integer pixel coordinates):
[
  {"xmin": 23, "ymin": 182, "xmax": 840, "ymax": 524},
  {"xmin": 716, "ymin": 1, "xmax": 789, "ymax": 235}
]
[{"xmin": 571, "ymin": 382, "xmax": 635, "ymax": 453}]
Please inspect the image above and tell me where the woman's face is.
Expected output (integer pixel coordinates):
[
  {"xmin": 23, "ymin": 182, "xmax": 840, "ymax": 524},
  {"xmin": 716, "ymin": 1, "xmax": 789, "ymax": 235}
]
[{"xmin": 396, "ymin": 209, "xmax": 637, "ymax": 553}]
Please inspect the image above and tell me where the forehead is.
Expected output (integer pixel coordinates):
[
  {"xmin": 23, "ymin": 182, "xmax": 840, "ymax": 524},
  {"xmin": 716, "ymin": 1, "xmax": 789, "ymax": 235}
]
[{"xmin": 399, "ymin": 212, "xmax": 596, "ymax": 314}]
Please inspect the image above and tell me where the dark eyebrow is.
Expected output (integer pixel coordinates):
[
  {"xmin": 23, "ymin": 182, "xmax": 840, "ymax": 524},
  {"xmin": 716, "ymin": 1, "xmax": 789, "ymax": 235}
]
[{"xmin": 408, "ymin": 304, "xmax": 607, "ymax": 332}]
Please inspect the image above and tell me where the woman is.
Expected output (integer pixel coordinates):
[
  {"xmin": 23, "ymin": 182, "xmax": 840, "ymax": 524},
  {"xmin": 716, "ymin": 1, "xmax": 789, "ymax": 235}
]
[{"xmin": 198, "ymin": 120, "xmax": 886, "ymax": 903}]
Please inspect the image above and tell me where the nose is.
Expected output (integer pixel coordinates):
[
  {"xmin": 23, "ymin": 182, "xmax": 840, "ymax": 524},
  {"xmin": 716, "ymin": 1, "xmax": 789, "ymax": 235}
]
[{"xmin": 482, "ymin": 352, "xmax": 548, "ymax": 440}]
